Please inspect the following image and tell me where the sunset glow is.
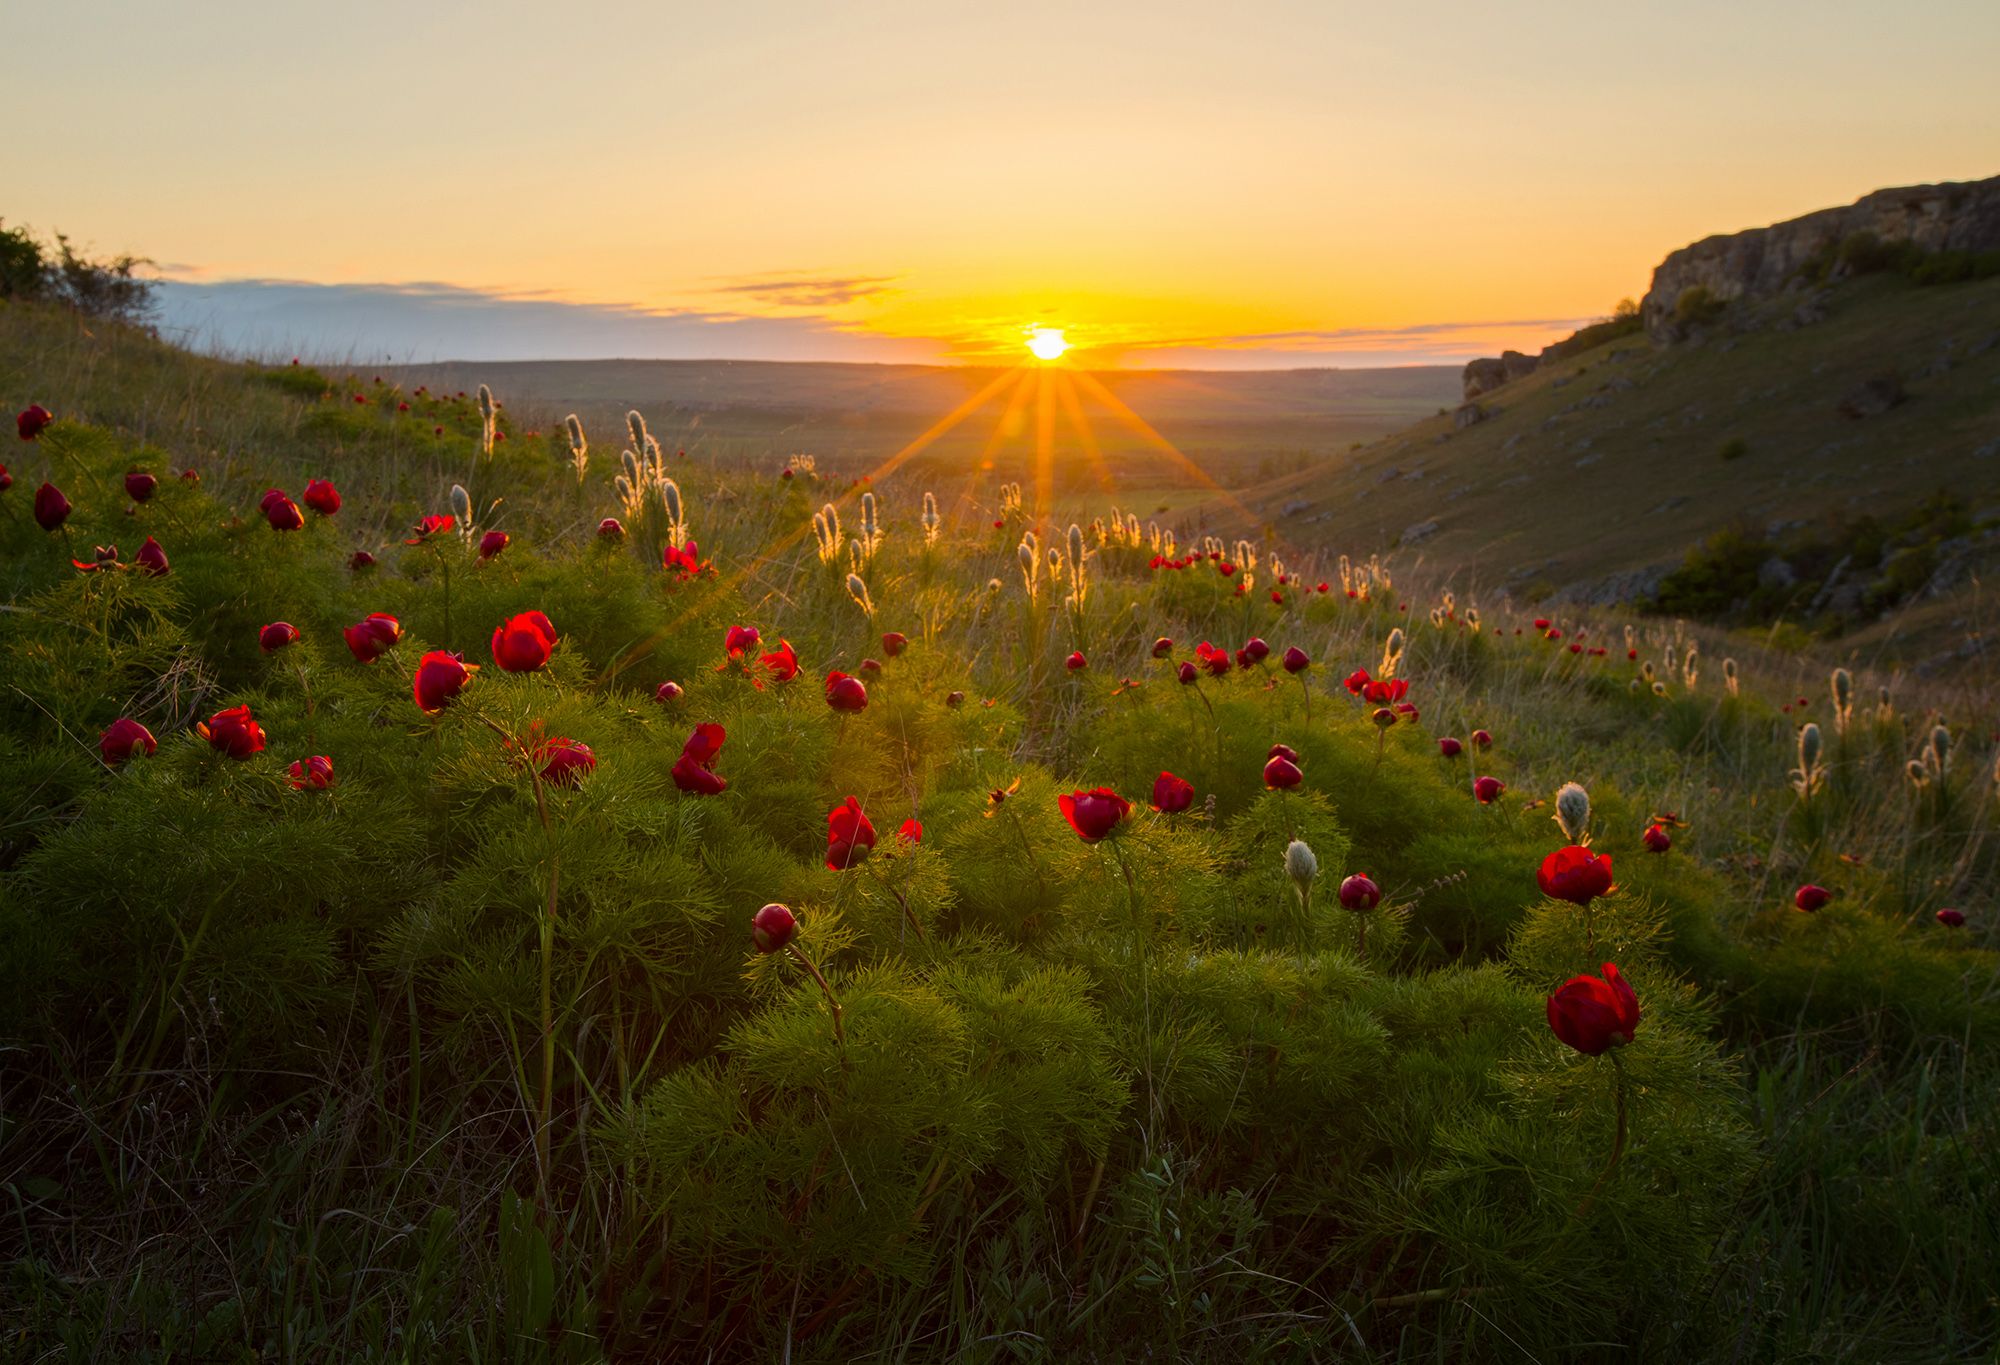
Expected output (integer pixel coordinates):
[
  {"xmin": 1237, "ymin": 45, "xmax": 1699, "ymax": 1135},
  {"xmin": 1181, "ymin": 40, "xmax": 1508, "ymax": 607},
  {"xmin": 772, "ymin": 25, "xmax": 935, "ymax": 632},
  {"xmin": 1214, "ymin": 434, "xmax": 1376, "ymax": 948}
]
[{"xmin": 1026, "ymin": 327, "xmax": 1069, "ymax": 361}]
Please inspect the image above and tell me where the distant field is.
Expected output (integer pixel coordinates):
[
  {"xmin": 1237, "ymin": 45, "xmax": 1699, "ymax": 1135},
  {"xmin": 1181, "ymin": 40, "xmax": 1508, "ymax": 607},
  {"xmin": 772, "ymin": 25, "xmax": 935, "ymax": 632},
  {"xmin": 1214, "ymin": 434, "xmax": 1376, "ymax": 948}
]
[{"xmin": 374, "ymin": 358, "xmax": 1461, "ymax": 502}]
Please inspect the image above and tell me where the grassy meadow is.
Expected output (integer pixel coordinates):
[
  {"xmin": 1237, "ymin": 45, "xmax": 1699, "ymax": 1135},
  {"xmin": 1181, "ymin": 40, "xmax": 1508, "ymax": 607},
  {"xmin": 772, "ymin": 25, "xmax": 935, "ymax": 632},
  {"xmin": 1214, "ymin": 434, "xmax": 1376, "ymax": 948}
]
[{"xmin": 1, "ymin": 301, "xmax": 1997, "ymax": 1362}]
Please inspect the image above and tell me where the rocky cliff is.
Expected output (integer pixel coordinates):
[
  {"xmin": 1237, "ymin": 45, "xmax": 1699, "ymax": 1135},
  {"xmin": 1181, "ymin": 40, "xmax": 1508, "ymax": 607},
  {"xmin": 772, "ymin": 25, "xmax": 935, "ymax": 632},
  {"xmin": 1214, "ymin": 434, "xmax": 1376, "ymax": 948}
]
[
  {"xmin": 1462, "ymin": 174, "xmax": 2000, "ymax": 398},
  {"xmin": 1639, "ymin": 175, "xmax": 2000, "ymax": 340}
]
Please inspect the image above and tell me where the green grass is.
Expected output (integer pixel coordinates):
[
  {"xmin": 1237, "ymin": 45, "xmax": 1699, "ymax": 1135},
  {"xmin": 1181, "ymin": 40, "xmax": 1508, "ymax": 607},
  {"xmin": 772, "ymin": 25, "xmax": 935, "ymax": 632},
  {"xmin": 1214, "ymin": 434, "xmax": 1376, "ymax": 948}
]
[{"xmin": 1, "ymin": 300, "xmax": 1997, "ymax": 1362}]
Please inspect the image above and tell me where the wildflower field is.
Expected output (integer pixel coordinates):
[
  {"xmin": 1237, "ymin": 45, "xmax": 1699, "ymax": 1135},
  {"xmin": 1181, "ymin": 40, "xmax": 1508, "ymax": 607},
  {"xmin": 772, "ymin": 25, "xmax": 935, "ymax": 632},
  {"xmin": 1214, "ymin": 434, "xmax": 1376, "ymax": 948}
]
[{"xmin": 1, "ymin": 305, "xmax": 1996, "ymax": 1362}]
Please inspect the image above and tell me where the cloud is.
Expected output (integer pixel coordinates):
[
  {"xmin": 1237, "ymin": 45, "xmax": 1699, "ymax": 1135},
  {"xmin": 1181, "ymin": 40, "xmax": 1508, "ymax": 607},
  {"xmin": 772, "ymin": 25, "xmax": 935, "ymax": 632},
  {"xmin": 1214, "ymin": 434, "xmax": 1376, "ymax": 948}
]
[
  {"xmin": 1098, "ymin": 317, "xmax": 1600, "ymax": 370},
  {"xmin": 706, "ymin": 274, "xmax": 899, "ymax": 308},
  {"xmin": 151, "ymin": 277, "xmax": 941, "ymax": 364}
]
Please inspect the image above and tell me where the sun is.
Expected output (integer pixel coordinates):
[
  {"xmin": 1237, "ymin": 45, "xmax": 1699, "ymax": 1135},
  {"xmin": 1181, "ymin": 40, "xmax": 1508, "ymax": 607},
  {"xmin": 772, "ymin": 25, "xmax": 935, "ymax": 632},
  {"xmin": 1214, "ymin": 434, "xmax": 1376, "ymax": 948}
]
[{"xmin": 1026, "ymin": 326, "xmax": 1069, "ymax": 361}]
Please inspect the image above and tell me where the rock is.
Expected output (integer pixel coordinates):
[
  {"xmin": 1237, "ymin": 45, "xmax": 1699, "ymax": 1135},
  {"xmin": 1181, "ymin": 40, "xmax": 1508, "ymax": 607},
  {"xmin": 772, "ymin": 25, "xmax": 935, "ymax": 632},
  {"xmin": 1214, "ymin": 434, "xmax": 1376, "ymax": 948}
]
[
  {"xmin": 1574, "ymin": 453, "xmax": 1602, "ymax": 468},
  {"xmin": 1400, "ymin": 519, "xmax": 1441, "ymax": 545},
  {"xmin": 1461, "ymin": 349, "xmax": 1540, "ymax": 400},
  {"xmin": 1837, "ymin": 375, "xmax": 1906, "ymax": 419},
  {"xmin": 1453, "ymin": 402, "xmax": 1488, "ymax": 429},
  {"xmin": 1640, "ymin": 175, "xmax": 2000, "ymax": 342},
  {"xmin": 1974, "ymin": 439, "xmax": 1999, "ymax": 459},
  {"xmin": 1280, "ymin": 499, "xmax": 1310, "ymax": 517},
  {"xmin": 1758, "ymin": 558, "xmax": 1797, "ymax": 590}
]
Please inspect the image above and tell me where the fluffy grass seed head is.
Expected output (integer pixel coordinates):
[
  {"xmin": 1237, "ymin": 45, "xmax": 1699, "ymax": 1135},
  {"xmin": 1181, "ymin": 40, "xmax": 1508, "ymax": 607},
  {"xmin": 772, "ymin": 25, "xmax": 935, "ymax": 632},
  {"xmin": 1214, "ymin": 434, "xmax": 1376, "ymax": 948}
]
[{"xmin": 1553, "ymin": 781, "xmax": 1591, "ymax": 843}]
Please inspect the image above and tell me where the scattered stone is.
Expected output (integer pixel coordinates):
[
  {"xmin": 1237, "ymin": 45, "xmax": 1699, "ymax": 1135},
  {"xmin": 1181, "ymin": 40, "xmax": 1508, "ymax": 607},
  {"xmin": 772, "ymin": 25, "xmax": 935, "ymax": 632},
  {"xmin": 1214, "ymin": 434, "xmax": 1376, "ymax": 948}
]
[
  {"xmin": 1837, "ymin": 375, "xmax": 1906, "ymax": 419},
  {"xmin": 1400, "ymin": 519, "xmax": 1441, "ymax": 545},
  {"xmin": 1453, "ymin": 402, "xmax": 1488, "ymax": 429}
]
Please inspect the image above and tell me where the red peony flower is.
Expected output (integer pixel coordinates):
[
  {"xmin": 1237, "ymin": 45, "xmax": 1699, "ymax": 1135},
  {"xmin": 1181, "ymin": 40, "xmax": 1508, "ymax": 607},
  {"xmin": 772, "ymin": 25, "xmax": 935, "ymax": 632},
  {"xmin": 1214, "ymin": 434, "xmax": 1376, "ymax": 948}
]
[
  {"xmin": 1547, "ymin": 963, "xmax": 1641, "ymax": 1055},
  {"xmin": 1195, "ymin": 641, "xmax": 1231, "ymax": 677},
  {"xmin": 266, "ymin": 495, "xmax": 305, "ymax": 532},
  {"xmin": 1539, "ymin": 845, "xmax": 1615, "ymax": 906},
  {"xmin": 1471, "ymin": 729, "xmax": 1493, "ymax": 750},
  {"xmin": 656, "ymin": 680, "xmax": 683, "ymax": 703},
  {"xmin": 1361, "ymin": 677, "xmax": 1409, "ymax": 705},
  {"xmin": 1794, "ymin": 884, "xmax": 1832, "ymax": 913},
  {"xmin": 99, "ymin": 717, "xmax": 157, "ymax": 765},
  {"xmin": 898, "ymin": 818, "xmax": 923, "ymax": 845},
  {"xmin": 1936, "ymin": 907, "xmax": 1965, "ymax": 928},
  {"xmin": 663, "ymin": 540, "xmax": 703, "ymax": 578},
  {"xmin": 945, "ymin": 689, "xmax": 966, "ymax": 707},
  {"xmin": 751, "ymin": 902, "xmax": 797, "ymax": 953},
  {"xmin": 1177, "ymin": 661, "xmax": 1198, "ymax": 685},
  {"xmin": 134, "ymin": 536, "xmax": 169, "ymax": 576},
  {"xmin": 303, "ymin": 478, "xmax": 341, "ymax": 515},
  {"xmin": 478, "ymin": 530, "xmax": 509, "ymax": 560},
  {"xmin": 0, "ymin": 465, "xmax": 11, "ymax": 491},
  {"xmin": 1282, "ymin": 646, "xmax": 1310, "ymax": 674},
  {"xmin": 1241, "ymin": 638, "xmax": 1270, "ymax": 665},
  {"xmin": 350, "ymin": 550, "xmax": 377, "ymax": 571},
  {"xmin": 859, "ymin": 657, "xmax": 883, "ymax": 675},
  {"xmin": 1533, "ymin": 618, "xmax": 1550, "ymax": 631},
  {"xmin": 1343, "ymin": 668, "xmax": 1370, "ymax": 696},
  {"xmin": 260, "ymin": 622, "xmax": 301, "ymax": 653},
  {"xmin": 825, "ymin": 670, "xmax": 868, "ymax": 712},
  {"xmin": 1151, "ymin": 770, "xmax": 1195, "ymax": 813},
  {"xmin": 405, "ymin": 513, "xmax": 454, "ymax": 544},
  {"xmin": 17, "ymin": 405, "xmax": 54, "ymax": 441},
  {"xmin": 491, "ymin": 611, "xmax": 556, "ymax": 672},
  {"xmin": 125, "ymin": 471, "xmax": 158, "ymax": 503},
  {"xmin": 1268, "ymin": 743, "xmax": 1299, "ymax": 763},
  {"xmin": 1264, "ymin": 754, "xmax": 1303, "ymax": 789},
  {"xmin": 1059, "ymin": 787, "xmax": 1130, "ymax": 842},
  {"xmin": 199, "ymin": 704, "xmax": 266, "ymax": 759},
  {"xmin": 724, "ymin": 625, "xmax": 761, "ymax": 658},
  {"xmin": 827, "ymin": 796, "xmax": 877, "ymax": 869},
  {"xmin": 1339, "ymin": 873, "xmax": 1381, "ymax": 910},
  {"xmin": 1642, "ymin": 823, "xmax": 1672, "ymax": 853},
  {"xmin": 1438, "ymin": 736, "xmax": 1463, "ymax": 757},
  {"xmin": 412, "ymin": 651, "xmax": 474, "ymax": 714},
  {"xmin": 536, "ymin": 736, "xmax": 596, "ymax": 787},
  {"xmin": 287, "ymin": 755, "xmax": 335, "ymax": 790},
  {"xmin": 1066, "ymin": 651, "xmax": 1087, "ymax": 671},
  {"xmin": 344, "ymin": 613, "xmax": 402, "ymax": 663},
  {"xmin": 881, "ymin": 631, "xmax": 908, "ymax": 657},
  {"xmin": 597, "ymin": 517, "xmax": 625, "ymax": 539},
  {"xmin": 33, "ymin": 482, "xmax": 71, "ymax": 531},
  {"xmin": 671, "ymin": 722, "xmax": 728, "ymax": 794},
  {"xmin": 1474, "ymin": 775, "xmax": 1505, "ymax": 804},
  {"xmin": 1152, "ymin": 637, "xmax": 1174, "ymax": 658}
]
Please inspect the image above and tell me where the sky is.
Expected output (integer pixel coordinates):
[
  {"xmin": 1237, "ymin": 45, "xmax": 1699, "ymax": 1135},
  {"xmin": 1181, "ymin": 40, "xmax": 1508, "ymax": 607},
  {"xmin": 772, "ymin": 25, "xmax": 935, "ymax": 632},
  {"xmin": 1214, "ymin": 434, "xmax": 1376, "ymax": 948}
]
[{"xmin": 10, "ymin": 0, "xmax": 1998, "ymax": 369}]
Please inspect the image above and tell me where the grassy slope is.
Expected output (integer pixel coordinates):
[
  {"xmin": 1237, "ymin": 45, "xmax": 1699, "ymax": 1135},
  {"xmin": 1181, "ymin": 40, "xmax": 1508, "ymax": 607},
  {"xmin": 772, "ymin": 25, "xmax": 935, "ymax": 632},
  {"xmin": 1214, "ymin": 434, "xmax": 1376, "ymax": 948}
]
[
  {"xmin": 3, "ymin": 302, "xmax": 1998, "ymax": 1361},
  {"xmin": 1202, "ymin": 275, "xmax": 2000, "ymax": 615}
]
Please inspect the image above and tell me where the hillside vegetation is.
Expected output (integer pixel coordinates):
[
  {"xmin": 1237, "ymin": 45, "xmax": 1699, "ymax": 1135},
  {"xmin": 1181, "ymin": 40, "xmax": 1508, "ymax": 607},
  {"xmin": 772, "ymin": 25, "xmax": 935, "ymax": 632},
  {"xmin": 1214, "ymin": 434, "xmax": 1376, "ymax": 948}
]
[
  {"xmin": 1210, "ymin": 274, "xmax": 2000, "ymax": 671},
  {"xmin": 1, "ymin": 301, "xmax": 1997, "ymax": 1362}
]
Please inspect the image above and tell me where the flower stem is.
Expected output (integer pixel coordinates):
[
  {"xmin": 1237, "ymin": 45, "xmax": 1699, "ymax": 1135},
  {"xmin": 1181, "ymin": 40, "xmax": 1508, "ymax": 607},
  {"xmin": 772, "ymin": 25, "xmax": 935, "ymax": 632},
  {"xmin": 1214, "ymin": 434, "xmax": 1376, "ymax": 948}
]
[
  {"xmin": 787, "ymin": 943, "xmax": 845, "ymax": 1045},
  {"xmin": 1574, "ymin": 1051, "xmax": 1629, "ymax": 1219}
]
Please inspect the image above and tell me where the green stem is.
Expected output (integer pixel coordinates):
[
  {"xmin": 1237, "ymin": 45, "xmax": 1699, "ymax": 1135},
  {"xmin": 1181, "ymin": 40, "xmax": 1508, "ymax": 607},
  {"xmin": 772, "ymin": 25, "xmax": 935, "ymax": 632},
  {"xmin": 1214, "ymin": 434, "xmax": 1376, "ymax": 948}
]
[
  {"xmin": 786, "ymin": 943, "xmax": 845, "ymax": 1045},
  {"xmin": 1574, "ymin": 1051, "xmax": 1629, "ymax": 1219}
]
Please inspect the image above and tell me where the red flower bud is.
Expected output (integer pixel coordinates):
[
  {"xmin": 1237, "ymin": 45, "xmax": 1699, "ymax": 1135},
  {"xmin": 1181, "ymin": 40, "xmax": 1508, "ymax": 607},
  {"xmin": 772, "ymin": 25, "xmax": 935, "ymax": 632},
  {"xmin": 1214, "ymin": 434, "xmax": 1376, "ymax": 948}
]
[
  {"xmin": 99, "ymin": 717, "xmax": 157, "ymax": 765},
  {"xmin": 656, "ymin": 680, "xmax": 684, "ymax": 703},
  {"xmin": 881, "ymin": 631, "xmax": 908, "ymax": 657},
  {"xmin": 134, "ymin": 536, "xmax": 169, "ymax": 576},
  {"xmin": 1241, "ymin": 638, "xmax": 1270, "ymax": 664},
  {"xmin": 827, "ymin": 795, "xmax": 877, "ymax": 869},
  {"xmin": 945, "ymin": 690, "xmax": 965, "ymax": 707},
  {"xmin": 597, "ymin": 517, "xmax": 625, "ymax": 539},
  {"xmin": 491, "ymin": 611, "xmax": 556, "ymax": 672},
  {"xmin": 1066, "ymin": 651, "xmax": 1087, "ymax": 671},
  {"xmin": 412, "ymin": 651, "xmax": 474, "ymax": 714},
  {"xmin": 1151, "ymin": 637, "xmax": 1174, "ymax": 658},
  {"xmin": 1547, "ymin": 962, "xmax": 1640, "ymax": 1055},
  {"xmin": 1177, "ymin": 661, "xmax": 1198, "ymax": 685},
  {"xmin": 1281, "ymin": 646, "xmax": 1310, "ymax": 673},
  {"xmin": 1533, "ymin": 618, "xmax": 1550, "ymax": 630},
  {"xmin": 1151, "ymin": 770, "xmax": 1194, "ymax": 813},
  {"xmin": 17, "ymin": 405, "xmax": 54, "ymax": 441},
  {"xmin": 125, "ymin": 470, "xmax": 158, "ymax": 503},
  {"xmin": 1059, "ymin": 787, "xmax": 1130, "ymax": 842},
  {"xmin": 478, "ymin": 530, "xmax": 509, "ymax": 560},
  {"xmin": 1370, "ymin": 707, "xmax": 1398, "ymax": 729},
  {"xmin": 723, "ymin": 625, "xmax": 761, "ymax": 657},
  {"xmin": 1471, "ymin": 729, "xmax": 1493, "ymax": 750},
  {"xmin": 1474, "ymin": 775, "xmax": 1505, "ymax": 804},
  {"xmin": 350, "ymin": 550, "xmax": 377, "ymax": 571},
  {"xmin": 1642, "ymin": 823, "xmax": 1672, "ymax": 853},
  {"xmin": 1794, "ymin": 884, "xmax": 1832, "ymax": 913},
  {"xmin": 1438, "ymin": 736, "xmax": 1463, "ymax": 757},
  {"xmin": 751, "ymin": 902, "xmax": 797, "ymax": 953},
  {"xmin": 1936, "ymin": 907, "xmax": 1966, "ymax": 928},
  {"xmin": 260, "ymin": 621, "xmax": 301, "ymax": 653},
  {"xmin": 303, "ymin": 478, "xmax": 341, "ymax": 515},
  {"xmin": 825, "ymin": 670, "xmax": 868, "ymax": 712},
  {"xmin": 33, "ymin": 482, "xmax": 71, "ymax": 531},
  {"xmin": 1338, "ymin": 873, "xmax": 1381, "ymax": 910},
  {"xmin": 898, "ymin": 818, "xmax": 923, "ymax": 845},
  {"xmin": 200, "ymin": 703, "xmax": 266, "ymax": 760},
  {"xmin": 1264, "ymin": 755, "xmax": 1304, "ymax": 788},
  {"xmin": 288, "ymin": 755, "xmax": 335, "ymax": 789},
  {"xmin": 266, "ymin": 495, "xmax": 304, "ymax": 531},
  {"xmin": 860, "ymin": 657, "xmax": 883, "ymax": 675},
  {"xmin": 536, "ymin": 736, "xmax": 596, "ymax": 787},
  {"xmin": 344, "ymin": 612, "xmax": 402, "ymax": 662},
  {"xmin": 1538, "ymin": 845, "xmax": 1615, "ymax": 906}
]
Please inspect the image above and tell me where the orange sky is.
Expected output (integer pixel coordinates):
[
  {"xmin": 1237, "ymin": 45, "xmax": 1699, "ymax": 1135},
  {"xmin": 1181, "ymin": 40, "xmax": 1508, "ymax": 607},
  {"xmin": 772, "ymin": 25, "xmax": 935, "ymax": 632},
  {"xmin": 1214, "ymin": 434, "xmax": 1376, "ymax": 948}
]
[{"xmin": 13, "ymin": 1, "xmax": 1999, "ymax": 366}]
